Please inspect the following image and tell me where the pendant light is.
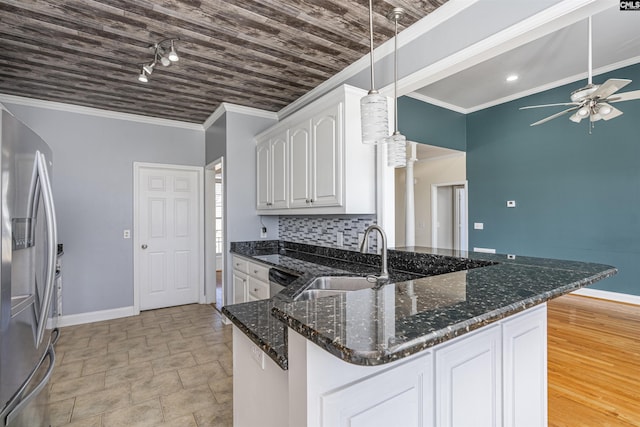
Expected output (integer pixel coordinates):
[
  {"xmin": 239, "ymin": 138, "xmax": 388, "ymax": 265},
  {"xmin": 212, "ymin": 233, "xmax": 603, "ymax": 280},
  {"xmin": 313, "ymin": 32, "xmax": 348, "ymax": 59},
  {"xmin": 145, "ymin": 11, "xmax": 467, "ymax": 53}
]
[
  {"xmin": 360, "ymin": 0, "xmax": 389, "ymax": 145},
  {"xmin": 386, "ymin": 7, "xmax": 407, "ymax": 168}
]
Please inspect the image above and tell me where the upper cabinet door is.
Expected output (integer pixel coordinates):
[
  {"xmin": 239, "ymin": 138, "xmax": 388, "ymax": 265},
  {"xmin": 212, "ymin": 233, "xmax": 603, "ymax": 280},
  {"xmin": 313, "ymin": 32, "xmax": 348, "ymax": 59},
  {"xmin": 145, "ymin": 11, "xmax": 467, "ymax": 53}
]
[
  {"xmin": 270, "ymin": 132, "xmax": 288, "ymax": 209},
  {"xmin": 311, "ymin": 103, "xmax": 343, "ymax": 207},
  {"xmin": 256, "ymin": 140, "xmax": 271, "ymax": 209},
  {"xmin": 289, "ymin": 120, "xmax": 312, "ymax": 208}
]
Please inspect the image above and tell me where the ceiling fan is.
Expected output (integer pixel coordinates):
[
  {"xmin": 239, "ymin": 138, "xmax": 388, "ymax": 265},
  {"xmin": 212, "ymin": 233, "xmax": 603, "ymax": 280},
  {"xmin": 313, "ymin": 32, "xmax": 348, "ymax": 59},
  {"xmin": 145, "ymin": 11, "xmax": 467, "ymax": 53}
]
[{"xmin": 520, "ymin": 16, "xmax": 640, "ymax": 130}]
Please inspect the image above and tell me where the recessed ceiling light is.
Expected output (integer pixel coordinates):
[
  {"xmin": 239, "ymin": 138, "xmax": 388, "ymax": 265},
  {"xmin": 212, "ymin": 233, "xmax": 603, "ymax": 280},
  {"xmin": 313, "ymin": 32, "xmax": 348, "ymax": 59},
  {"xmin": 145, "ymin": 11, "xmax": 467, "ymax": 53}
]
[{"xmin": 506, "ymin": 74, "xmax": 518, "ymax": 82}]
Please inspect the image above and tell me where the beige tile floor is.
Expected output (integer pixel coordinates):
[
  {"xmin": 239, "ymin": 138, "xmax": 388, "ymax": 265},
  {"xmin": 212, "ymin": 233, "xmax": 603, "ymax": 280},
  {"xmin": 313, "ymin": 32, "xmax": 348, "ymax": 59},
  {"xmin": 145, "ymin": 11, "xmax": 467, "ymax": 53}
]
[{"xmin": 48, "ymin": 304, "xmax": 233, "ymax": 427}]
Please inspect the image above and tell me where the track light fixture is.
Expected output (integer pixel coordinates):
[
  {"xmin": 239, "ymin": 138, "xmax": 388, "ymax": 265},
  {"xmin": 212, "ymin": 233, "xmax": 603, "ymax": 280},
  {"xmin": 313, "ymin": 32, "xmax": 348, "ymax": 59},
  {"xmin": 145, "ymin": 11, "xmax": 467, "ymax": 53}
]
[{"xmin": 137, "ymin": 38, "xmax": 180, "ymax": 83}]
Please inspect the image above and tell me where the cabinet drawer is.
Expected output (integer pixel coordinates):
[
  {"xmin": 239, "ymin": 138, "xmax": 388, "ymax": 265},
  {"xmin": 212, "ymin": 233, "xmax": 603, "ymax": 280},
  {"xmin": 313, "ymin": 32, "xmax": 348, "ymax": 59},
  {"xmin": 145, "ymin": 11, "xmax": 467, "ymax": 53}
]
[
  {"xmin": 248, "ymin": 261, "xmax": 270, "ymax": 282},
  {"xmin": 248, "ymin": 277, "xmax": 270, "ymax": 300},
  {"xmin": 232, "ymin": 256, "xmax": 248, "ymax": 273}
]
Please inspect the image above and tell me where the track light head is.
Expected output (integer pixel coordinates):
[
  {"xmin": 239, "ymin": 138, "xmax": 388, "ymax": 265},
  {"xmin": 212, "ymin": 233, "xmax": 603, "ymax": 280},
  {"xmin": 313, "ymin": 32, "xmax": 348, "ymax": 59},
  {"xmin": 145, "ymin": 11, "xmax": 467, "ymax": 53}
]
[
  {"xmin": 160, "ymin": 55, "xmax": 171, "ymax": 67},
  {"xmin": 138, "ymin": 69, "xmax": 148, "ymax": 83},
  {"xmin": 142, "ymin": 62, "xmax": 155, "ymax": 75},
  {"xmin": 168, "ymin": 40, "xmax": 179, "ymax": 62}
]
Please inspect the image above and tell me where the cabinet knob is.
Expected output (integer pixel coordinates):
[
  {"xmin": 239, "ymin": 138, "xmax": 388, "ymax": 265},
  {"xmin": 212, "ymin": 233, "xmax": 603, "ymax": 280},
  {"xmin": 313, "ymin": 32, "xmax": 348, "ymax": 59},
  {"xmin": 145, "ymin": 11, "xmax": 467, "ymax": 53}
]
[
  {"xmin": 305, "ymin": 199, "xmax": 310, "ymax": 203},
  {"xmin": 141, "ymin": 244, "xmax": 148, "ymax": 249}
]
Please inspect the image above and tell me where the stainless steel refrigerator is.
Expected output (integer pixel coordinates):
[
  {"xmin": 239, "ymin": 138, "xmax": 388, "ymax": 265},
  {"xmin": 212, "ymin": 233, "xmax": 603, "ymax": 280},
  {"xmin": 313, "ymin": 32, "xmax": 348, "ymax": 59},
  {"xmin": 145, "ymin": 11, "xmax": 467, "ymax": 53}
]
[{"xmin": 0, "ymin": 107, "xmax": 58, "ymax": 426}]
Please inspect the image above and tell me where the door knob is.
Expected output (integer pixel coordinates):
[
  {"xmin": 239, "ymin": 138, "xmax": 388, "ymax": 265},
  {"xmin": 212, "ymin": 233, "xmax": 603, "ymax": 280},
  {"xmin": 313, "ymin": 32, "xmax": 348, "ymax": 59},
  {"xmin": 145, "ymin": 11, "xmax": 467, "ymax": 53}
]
[{"xmin": 141, "ymin": 244, "xmax": 148, "ymax": 249}]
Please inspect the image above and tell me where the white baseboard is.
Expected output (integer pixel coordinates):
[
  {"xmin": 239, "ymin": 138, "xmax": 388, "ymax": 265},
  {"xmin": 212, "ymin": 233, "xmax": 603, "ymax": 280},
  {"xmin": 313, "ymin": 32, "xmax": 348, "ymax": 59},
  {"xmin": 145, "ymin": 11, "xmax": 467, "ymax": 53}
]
[
  {"xmin": 55, "ymin": 306, "xmax": 137, "ymax": 328},
  {"xmin": 571, "ymin": 288, "xmax": 640, "ymax": 306}
]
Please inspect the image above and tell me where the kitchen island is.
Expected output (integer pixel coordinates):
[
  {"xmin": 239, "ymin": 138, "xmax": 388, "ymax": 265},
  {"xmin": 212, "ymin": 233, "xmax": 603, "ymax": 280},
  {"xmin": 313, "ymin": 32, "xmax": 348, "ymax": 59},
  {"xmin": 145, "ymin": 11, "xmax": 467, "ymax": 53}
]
[{"xmin": 222, "ymin": 241, "xmax": 616, "ymax": 427}]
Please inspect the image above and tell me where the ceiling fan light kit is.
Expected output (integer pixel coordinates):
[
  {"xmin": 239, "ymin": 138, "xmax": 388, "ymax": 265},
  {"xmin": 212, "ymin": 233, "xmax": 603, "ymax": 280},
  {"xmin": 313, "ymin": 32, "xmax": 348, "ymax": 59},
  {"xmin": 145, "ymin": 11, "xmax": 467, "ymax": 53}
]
[
  {"xmin": 137, "ymin": 38, "xmax": 180, "ymax": 83},
  {"xmin": 520, "ymin": 16, "xmax": 640, "ymax": 132}
]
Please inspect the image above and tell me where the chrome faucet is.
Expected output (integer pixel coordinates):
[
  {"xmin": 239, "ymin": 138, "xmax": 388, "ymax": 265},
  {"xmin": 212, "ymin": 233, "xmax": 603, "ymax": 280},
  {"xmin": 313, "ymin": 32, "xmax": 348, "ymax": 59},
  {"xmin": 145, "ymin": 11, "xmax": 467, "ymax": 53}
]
[{"xmin": 360, "ymin": 225, "xmax": 389, "ymax": 282}]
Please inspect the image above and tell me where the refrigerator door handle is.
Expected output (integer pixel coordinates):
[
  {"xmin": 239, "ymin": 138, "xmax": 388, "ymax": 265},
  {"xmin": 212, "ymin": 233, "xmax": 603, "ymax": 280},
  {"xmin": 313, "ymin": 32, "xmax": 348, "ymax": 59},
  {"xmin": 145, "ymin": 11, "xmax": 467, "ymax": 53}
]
[
  {"xmin": 3, "ymin": 345, "xmax": 55, "ymax": 426},
  {"xmin": 34, "ymin": 151, "xmax": 58, "ymax": 347}
]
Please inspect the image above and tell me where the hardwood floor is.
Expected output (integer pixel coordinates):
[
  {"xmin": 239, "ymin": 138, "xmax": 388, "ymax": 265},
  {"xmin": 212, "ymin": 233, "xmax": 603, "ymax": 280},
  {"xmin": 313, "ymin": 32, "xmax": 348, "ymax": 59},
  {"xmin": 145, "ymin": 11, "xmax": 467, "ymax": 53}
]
[{"xmin": 548, "ymin": 295, "xmax": 640, "ymax": 427}]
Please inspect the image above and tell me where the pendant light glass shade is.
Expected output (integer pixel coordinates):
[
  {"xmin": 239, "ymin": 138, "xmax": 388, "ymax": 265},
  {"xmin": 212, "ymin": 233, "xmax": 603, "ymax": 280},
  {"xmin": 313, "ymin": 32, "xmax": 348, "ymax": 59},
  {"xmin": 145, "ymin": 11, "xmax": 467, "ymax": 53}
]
[
  {"xmin": 361, "ymin": 92, "xmax": 389, "ymax": 144},
  {"xmin": 387, "ymin": 132, "xmax": 407, "ymax": 168},
  {"xmin": 386, "ymin": 7, "xmax": 407, "ymax": 168},
  {"xmin": 360, "ymin": 0, "xmax": 389, "ymax": 145}
]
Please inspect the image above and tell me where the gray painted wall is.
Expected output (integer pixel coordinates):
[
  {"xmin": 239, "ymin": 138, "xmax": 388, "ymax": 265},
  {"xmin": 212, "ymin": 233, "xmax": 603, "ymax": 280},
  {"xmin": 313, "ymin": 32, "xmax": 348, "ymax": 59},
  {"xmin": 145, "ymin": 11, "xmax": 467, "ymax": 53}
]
[
  {"xmin": 4, "ymin": 103, "xmax": 204, "ymax": 315},
  {"xmin": 398, "ymin": 96, "xmax": 466, "ymax": 150},
  {"xmin": 467, "ymin": 62, "xmax": 640, "ymax": 296},
  {"xmin": 204, "ymin": 111, "xmax": 279, "ymax": 305}
]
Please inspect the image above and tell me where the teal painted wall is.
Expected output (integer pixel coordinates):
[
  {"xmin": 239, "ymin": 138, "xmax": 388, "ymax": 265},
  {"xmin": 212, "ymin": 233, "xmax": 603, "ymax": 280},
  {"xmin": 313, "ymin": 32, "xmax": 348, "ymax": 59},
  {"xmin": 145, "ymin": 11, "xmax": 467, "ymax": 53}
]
[
  {"xmin": 398, "ymin": 96, "xmax": 466, "ymax": 151},
  {"xmin": 467, "ymin": 62, "xmax": 640, "ymax": 295}
]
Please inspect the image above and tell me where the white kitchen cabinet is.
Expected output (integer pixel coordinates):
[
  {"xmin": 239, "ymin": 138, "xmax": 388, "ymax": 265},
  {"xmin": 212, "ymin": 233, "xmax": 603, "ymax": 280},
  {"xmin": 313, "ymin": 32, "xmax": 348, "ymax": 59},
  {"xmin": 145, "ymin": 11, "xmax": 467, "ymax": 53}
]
[
  {"xmin": 321, "ymin": 353, "xmax": 433, "ymax": 427},
  {"xmin": 255, "ymin": 84, "xmax": 375, "ymax": 215},
  {"xmin": 502, "ymin": 305, "xmax": 547, "ymax": 427},
  {"xmin": 232, "ymin": 255, "xmax": 271, "ymax": 303},
  {"xmin": 256, "ymin": 130, "xmax": 288, "ymax": 210},
  {"xmin": 435, "ymin": 325, "xmax": 502, "ymax": 427},
  {"xmin": 289, "ymin": 120, "xmax": 312, "ymax": 208},
  {"xmin": 232, "ymin": 270, "xmax": 247, "ymax": 304}
]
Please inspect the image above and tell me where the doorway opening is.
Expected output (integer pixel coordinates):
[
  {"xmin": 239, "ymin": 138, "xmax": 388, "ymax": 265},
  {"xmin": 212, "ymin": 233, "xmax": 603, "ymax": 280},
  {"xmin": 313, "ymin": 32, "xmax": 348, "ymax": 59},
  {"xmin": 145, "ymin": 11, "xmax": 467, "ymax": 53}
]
[
  {"xmin": 431, "ymin": 182, "xmax": 468, "ymax": 252},
  {"xmin": 205, "ymin": 158, "xmax": 225, "ymax": 310}
]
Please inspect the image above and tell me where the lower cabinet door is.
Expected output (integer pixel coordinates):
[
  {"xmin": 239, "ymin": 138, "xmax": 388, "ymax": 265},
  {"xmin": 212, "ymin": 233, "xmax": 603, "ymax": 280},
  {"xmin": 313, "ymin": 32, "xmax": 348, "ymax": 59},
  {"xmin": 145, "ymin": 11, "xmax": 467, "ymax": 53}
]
[
  {"xmin": 435, "ymin": 325, "xmax": 501, "ymax": 427},
  {"xmin": 320, "ymin": 354, "xmax": 434, "ymax": 427},
  {"xmin": 232, "ymin": 271, "xmax": 247, "ymax": 304}
]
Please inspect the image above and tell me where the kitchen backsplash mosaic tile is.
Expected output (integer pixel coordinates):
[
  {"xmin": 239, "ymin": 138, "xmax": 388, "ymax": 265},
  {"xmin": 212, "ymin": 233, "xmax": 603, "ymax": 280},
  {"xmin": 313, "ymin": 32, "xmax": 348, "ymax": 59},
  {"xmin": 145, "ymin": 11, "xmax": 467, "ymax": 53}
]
[{"xmin": 278, "ymin": 216, "xmax": 378, "ymax": 251}]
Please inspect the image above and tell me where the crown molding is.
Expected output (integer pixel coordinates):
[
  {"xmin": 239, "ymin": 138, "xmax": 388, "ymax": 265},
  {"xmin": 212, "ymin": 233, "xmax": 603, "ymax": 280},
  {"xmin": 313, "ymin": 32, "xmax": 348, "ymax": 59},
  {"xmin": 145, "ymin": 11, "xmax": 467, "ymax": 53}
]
[
  {"xmin": 465, "ymin": 56, "xmax": 640, "ymax": 113},
  {"xmin": 202, "ymin": 102, "xmax": 278, "ymax": 129},
  {"xmin": 276, "ymin": 0, "xmax": 479, "ymax": 120},
  {"xmin": 0, "ymin": 93, "xmax": 204, "ymax": 131},
  {"xmin": 404, "ymin": 92, "xmax": 468, "ymax": 114}
]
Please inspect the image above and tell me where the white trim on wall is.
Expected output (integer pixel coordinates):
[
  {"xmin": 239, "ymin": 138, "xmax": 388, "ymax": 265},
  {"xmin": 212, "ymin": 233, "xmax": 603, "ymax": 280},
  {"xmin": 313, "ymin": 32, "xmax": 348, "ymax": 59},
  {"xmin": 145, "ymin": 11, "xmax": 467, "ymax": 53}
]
[
  {"xmin": 571, "ymin": 288, "xmax": 640, "ymax": 306},
  {"xmin": 0, "ymin": 93, "xmax": 204, "ymax": 131},
  {"xmin": 203, "ymin": 102, "xmax": 279, "ymax": 130},
  {"xmin": 54, "ymin": 306, "xmax": 137, "ymax": 328}
]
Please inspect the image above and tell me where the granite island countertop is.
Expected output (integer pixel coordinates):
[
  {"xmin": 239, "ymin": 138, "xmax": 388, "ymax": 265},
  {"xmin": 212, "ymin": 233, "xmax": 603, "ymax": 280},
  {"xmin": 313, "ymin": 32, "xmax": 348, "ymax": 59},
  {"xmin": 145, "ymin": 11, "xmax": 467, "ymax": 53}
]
[{"xmin": 222, "ymin": 241, "xmax": 616, "ymax": 369}]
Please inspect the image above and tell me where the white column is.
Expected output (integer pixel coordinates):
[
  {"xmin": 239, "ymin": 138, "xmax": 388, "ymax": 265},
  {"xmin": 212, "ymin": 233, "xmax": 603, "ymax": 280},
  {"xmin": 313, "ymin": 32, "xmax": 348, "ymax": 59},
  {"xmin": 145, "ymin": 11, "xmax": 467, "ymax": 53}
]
[{"xmin": 405, "ymin": 141, "xmax": 417, "ymax": 247}]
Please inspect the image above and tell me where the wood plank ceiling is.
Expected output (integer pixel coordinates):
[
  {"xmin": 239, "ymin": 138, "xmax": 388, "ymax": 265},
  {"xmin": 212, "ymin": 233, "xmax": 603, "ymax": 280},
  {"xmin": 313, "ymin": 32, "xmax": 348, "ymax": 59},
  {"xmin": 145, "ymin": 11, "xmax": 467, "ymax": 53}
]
[{"xmin": 0, "ymin": 0, "xmax": 447, "ymax": 124}]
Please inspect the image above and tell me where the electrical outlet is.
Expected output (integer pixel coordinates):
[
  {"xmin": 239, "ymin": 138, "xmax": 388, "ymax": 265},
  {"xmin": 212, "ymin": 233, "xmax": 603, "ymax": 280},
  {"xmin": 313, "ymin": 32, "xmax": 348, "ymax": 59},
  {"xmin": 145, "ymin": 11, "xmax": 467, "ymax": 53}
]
[
  {"xmin": 507, "ymin": 254, "xmax": 516, "ymax": 260},
  {"xmin": 260, "ymin": 227, "xmax": 267, "ymax": 239},
  {"xmin": 336, "ymin": 231, "xmax": 344, "ymax": 247},
  {"xmin": 507, "ymin": 200, "xmax": 516, "ymax": 208},
  {"xmin": 123, "ymin": 229, "xmax": 130, "ymax": 239},
  {"xmin": 250, "ymin": 344, "xmax": 265, "ymax": 369}
]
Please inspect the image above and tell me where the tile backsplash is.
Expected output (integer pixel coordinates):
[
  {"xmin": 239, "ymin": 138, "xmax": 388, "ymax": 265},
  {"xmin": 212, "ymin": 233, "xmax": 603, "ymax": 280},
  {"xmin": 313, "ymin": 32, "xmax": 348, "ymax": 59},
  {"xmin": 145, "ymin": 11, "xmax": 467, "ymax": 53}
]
[{"xmin": 278, "ymin": 215, "xmax": 377, "ymax": 251}]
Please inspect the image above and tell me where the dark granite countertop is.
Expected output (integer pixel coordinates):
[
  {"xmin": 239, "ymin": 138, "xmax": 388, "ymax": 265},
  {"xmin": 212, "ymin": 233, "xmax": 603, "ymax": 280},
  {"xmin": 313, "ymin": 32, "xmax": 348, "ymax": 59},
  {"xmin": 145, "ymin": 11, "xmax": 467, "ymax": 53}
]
[{"xmin": 222, "ymin": 241, "xmax": 616, "ymax": 369}]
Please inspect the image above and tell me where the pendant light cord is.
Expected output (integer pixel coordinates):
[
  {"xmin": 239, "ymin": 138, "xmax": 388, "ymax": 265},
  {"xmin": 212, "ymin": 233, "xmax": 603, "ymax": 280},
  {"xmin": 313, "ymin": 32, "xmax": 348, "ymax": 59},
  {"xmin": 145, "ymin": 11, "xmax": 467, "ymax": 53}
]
[
  {"xmin": 368, "ymin": 0, "xmax": 377, "ymax": 93},
  {"xmin": 393, "ymin": 13, "xmax": 399, "ymax": 133}
]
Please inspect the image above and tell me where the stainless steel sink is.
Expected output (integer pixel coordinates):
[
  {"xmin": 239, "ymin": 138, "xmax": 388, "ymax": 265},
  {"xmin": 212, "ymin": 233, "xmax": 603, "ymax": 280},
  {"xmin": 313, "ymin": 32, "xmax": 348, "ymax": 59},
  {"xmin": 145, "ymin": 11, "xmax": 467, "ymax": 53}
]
[{"xmin": 295, "ymin": 276, "xmax": 376, "ymax": 301}]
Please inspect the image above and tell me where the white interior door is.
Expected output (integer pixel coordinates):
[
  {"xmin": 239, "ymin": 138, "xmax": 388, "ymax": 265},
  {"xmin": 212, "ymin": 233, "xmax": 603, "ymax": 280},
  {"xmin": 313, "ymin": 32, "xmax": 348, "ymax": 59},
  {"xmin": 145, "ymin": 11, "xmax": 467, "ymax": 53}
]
[{"xmin": 135, "ymin": 163, "xmax": 202, "ymax": 311}]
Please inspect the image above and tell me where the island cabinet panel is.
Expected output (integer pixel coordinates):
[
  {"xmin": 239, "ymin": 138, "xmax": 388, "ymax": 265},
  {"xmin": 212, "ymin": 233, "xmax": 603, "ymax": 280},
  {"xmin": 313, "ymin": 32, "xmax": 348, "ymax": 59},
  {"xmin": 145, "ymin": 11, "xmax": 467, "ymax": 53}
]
[
  {"xmin": 435, "ymin": 325, "xmax": 502, "ymax": 427},
  {"xmin": 321, "ymin": 354, "xmax": 434, "ymax": 427},
  {"xmin": 233, "ymin": 328, "xmax": 288, "ymax": 427},
  {"xmin": 502, "ymin": 305, "xmax": 547, "ymax": 427}
]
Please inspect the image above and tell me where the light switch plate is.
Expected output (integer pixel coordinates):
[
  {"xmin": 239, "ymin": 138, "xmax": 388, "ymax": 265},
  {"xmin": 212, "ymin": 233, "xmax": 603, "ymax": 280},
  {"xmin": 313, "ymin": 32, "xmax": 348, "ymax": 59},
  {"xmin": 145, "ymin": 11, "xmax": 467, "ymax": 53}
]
[
  {"xmin": 336, "ymin": 231, "xmax": 344, "ymax": 247},
  {"xmin": 474, "ymin": 223, "xmax": 484, "ymax": 230},
  {"xmin": 506, "ymin": 200, "xmax": 516, "ymax": 208}
]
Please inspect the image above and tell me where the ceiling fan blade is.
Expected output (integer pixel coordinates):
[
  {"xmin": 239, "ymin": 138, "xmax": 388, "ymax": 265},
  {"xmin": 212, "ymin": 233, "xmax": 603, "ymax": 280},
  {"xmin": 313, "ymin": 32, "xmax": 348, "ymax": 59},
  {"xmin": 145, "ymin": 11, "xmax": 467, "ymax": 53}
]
[
  {"xmin": 591, "ymin": 79, "xmax": 632, "ymax": 99},
  {"xmin": 607, "ymin": 90, "xmax": 640, "ymax": 103},
  {"xmin": 520, "ymin": 102, "xmax": 579, "ymax": 110},
  {"xmin": 530, "ymin": 107, "xmax": 578, "ymax": 126}
]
